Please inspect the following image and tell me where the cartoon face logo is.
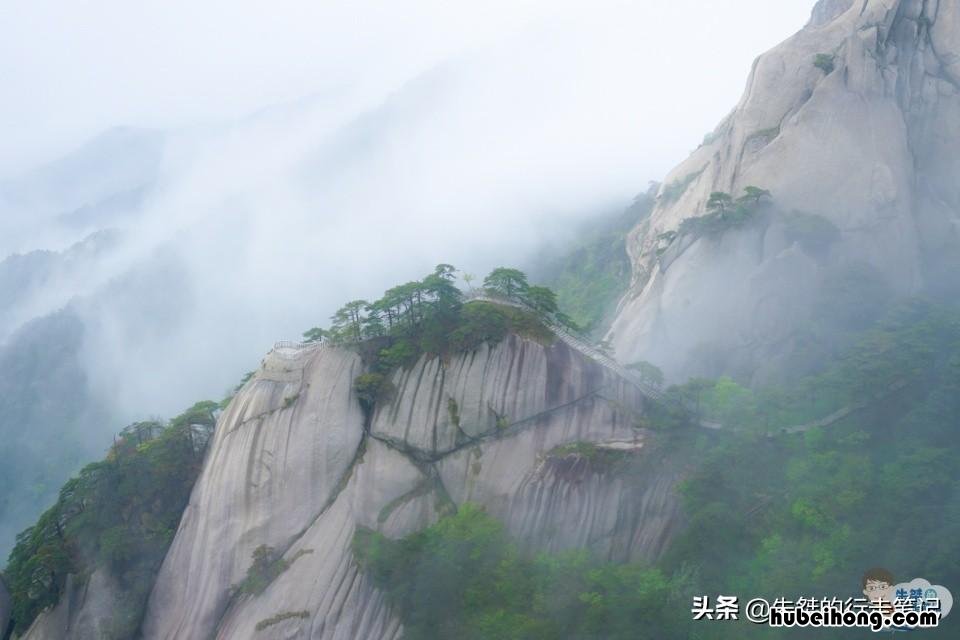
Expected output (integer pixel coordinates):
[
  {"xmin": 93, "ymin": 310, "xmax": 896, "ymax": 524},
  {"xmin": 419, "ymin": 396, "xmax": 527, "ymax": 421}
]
[{"xmin": 862, "ymin": 567, "xmax": 895, "ymax": 603}]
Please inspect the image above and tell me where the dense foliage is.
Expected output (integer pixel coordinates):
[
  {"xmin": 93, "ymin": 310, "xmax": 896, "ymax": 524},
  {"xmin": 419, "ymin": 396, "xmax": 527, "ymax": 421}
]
[
  {"xmin": 661, "ymin": 300, "xmax": 955, "ymax": 430},
  {"xmin": 2, "ymin": 401, "xmax": 217, "ymax": 637},
  {"xmin": 354, "ymin": 301, "xmax": 960, "ymax": 638},
  {"xmin": 304, "ymin": 265, "xmax": 562, "ymax": 411},
  {"xmin": 532, "ymin": 190, "xmax": 654, "ymax": 335},
  {"xmin": 661, "ymin": 300, "xmax": 960, "ymax": 638},
  {"xmin": 353, "ymin": 503, "xmax": 692, "ymax": 640},
  {"xmin": 0, "ymin": 310, "xmax": 110, "ymax": 560},
  {"xmin": 7, "ymin": 249, "xmax": 959, "ymax": 639},
  {"xmin": 308, "ymin": 264, "xmax": 567, "ymax": 350}
]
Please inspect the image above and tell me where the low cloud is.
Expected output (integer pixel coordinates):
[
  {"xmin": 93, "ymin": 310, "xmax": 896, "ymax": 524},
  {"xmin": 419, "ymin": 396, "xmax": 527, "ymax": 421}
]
[{"xmin": 2, "ymin": 0, "xmax": 812, "ymax": 423}]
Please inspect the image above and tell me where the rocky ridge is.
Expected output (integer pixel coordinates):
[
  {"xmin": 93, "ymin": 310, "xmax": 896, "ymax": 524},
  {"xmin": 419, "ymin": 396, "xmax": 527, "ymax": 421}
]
[
  {"xmin": 19, "ymin": 330, "xmax": 681, "ymax": 639},
  {"xmin": 608, "ymin": 0, "xmax": 960, "ymax": 382}
]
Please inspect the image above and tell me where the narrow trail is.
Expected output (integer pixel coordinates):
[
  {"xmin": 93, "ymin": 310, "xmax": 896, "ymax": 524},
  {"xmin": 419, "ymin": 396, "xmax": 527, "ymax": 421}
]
[{"xmin": 271, "ymin": 293, "xmax": 893, "ymax": 437}]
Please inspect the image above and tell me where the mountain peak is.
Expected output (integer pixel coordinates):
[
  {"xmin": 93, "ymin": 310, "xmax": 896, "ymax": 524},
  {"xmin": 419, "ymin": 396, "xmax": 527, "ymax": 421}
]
[
  {"xmin": 807, "ymin": 0, "xmax": 855, "ymax": 27},
  {"xmin": 609, "ymin": 0, "xmax": 960, "ymax": 383}
]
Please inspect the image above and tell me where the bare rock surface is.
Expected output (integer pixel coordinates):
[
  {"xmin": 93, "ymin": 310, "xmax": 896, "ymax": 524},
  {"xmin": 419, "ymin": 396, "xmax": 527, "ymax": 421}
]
[
  {"xmin": 128, "ymin": 333, "xmax": 678, "ymax": 639},
  {"xmin": 371, "ymin": 334, "xmax": 636, "ymax": 456},
  {"xmin": 18, "ymin": 570, "xmax": 121, "ymax": 640},
  {"xmin": 142, "ymin": 345, "xmax": 366, "ymax": 640},
  {"xmin": 609, "ymin": 0, "xmax": 960, "ymax": 382}
]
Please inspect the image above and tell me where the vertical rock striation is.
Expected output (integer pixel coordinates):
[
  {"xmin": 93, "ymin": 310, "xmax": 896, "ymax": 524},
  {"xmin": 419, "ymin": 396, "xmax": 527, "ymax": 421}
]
[
  {"xmin": 17, "ymin": 571, "xmax": 121, "ymax": 640},
  {"xmin": 142, "ymin": 346, "xmax": 366, "ymax": 639},
  {"xmin": 608, "ymin": 0, "xmax": 960, "ymax": 382},
  {"xmin": 128, "ymin": 333, "xmax": 681, "ymax": 639}
]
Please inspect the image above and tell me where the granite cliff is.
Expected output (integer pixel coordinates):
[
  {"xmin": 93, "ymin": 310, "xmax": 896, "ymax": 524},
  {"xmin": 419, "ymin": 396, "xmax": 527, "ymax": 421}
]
[
  {"xmin": 17, "ymin": 329, "xmax": 680, "ymax": 639},
  {"xmin": 13, "ymin": 1, "xmax": 958, "ymax": 636},
  {"xmin": 609, "ymin": 0, "xmax": 960, "ymax": 382}
]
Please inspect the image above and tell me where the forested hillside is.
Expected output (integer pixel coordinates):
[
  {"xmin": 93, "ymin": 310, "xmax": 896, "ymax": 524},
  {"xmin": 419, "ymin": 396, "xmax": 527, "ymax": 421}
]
[{"xmin": 352, "ymin": 300, "xmax": 960, "ymax": 638}]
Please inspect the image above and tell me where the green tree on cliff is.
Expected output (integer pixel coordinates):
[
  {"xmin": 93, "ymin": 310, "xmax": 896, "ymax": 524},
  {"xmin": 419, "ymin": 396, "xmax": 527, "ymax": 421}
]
[
  {"xmin": 739, "ymin": 185, "xmax": 771, "ymax": 205},
  {"xmin": 706, "ymin": 191, "xmax": 734, "ymax": 215},
  {"xmin": 483, "ymin": 267, "xmax": 529, "ymax": 299},
  {"xmin": 523, "ymin": 285, "xmax": 559, "ymax": 315}
]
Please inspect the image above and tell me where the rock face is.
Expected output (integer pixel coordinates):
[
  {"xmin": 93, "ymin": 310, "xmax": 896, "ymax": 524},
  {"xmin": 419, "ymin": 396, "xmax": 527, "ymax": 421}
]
[
  {"xmin": 608, "ymin": 0, "xmax": 960, "ymax": 383},
  {"xmin": 143, "ymin": 344, "xmax": 366, "ymax": 640},
  {"xmin": 18, "ymin": 570, "xmax": 122, "ymax": 640},
  {"xmin": 127, "ymin": 333, "xmax": 679, "ymax": 640}
]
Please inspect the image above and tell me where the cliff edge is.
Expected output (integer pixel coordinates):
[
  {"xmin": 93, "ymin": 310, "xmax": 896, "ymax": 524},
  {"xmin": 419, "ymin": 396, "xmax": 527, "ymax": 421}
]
[
  {"xmin": 609, "ymin": 0, "xmax": 960, "ymax": 382},
  {"xmin": 125, "ymin": 333, "xmax": 681, "ymax": 640}
]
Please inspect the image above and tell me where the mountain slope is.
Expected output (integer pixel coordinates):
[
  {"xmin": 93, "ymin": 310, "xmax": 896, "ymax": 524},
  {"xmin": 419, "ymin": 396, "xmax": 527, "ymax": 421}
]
[
  {"xmin": 0, "ymin": 310, "xmax": 110, "ymax": 559},
  {"xmin": 137, "ymin": 333, "xmax": 675, "ymax": 640},
  {"xmin": 609, "ymin": 0, "xmax": 960, "ymax": 382}
]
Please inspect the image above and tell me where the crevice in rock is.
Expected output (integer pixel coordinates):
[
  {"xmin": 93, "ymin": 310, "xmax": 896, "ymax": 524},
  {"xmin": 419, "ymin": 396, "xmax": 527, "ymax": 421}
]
[
  {"xmin": 212, "ymin": 426, "xmax": 371, "ymax": 638},
  {"xmin": 367, "ymin": 383, "xmax": 618, "ymax": 466}
]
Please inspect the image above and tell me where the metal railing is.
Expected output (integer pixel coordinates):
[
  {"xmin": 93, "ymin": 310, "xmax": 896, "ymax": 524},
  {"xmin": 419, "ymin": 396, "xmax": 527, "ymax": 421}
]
[
  {"xmin": 268, "ymin": 292, "xmax": 667, "ymax": 405},
  {"xmin": 272, "ymin": 292, "xmax": 891, "ymax": 435},
  {"xmin": 272, "ymin": 340, "xmax": 326, "ymax": 351}
]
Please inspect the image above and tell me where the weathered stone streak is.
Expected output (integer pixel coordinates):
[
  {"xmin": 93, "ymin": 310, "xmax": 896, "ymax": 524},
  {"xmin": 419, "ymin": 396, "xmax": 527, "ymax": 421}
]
[
  {"xmin": 609, "ymin": 0, "xmax": 960, "ymax": 383},
  {"xmin": 141, "ymin": 346, "xmax": 365, "ymax": 640},
  {"xmin": 24, "ymin": 331, "xmax": 681, "ymax": 639},
  {"xmin": 371, "ymin": 335, "xmax": 629, "ymax": 456},
  {"xmin": 18, "ymin": 570, "xmax": 121, "ymax": 640}
]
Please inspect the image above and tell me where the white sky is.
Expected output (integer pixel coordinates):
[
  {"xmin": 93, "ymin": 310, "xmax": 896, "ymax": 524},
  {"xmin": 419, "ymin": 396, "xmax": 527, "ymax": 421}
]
[
  {"xmin": 1, "ymin": 0, "xmax": 814, "ymax": 177},
  {"xmin": 1, "ymin": 0, "xmax": 826, "ymax": 556},
  {"xmin": 0, "ymin": 0, "xmax": 819, "ymax": 419}
]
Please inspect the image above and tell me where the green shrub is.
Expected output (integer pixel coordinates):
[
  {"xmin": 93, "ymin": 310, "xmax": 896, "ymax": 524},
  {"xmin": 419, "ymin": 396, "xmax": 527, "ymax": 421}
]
[
  {"xmin": 234, "ymin": 545, "xmax": 284, "ymax": 596},
  {"xmin": 677, "ymin": 206, "xmax": 748, "ymax": 237},
  {"xmin": 447, "ymin": 397, "xmax": 460, "ymax": 428},
  {"xmin": 353, "ymin": 373, "xmax": 390, "ymax": 411},
  {"xmin": 548, "ymin": 441, "xmax": 630, "ymax": 471},
  {"xmin": 233, "ymin": 546, "xmax": 313, "ymax": 597},
  {"xmin": 496, "ymin": 305, "xmax": 554, "ymax": 345},
  {"xmin": 814, "ymin": 53, "xmax": 835, "ymax": 74},
  {"xmin": 3, "ymin": 401, "xmax": 217, "ymax": 635},
  {"xmin": 352, "ymin": 503, "xmax": 691, "ymax": 639},
  {"xmin": 448, "ymin": 302, "xmax": 509, "ymax": 352},
  {"xmin": 660, "ymin": 169, "xmax": 704, "ymax": 203},
  {"xmin": 676, "ymin": 186, "xmax": 771, "ymax": 240},
  {"xmin": 377, "ymin": 340, "xmax": 419, "ymax": 370},
  {"xmin": 256, "ymin": 610, "xmax": 310, "ymax": 632}
]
